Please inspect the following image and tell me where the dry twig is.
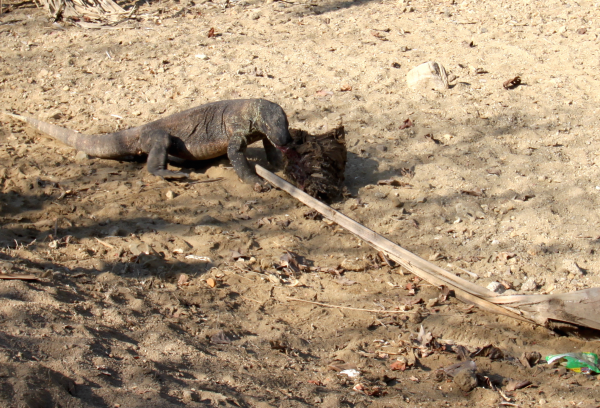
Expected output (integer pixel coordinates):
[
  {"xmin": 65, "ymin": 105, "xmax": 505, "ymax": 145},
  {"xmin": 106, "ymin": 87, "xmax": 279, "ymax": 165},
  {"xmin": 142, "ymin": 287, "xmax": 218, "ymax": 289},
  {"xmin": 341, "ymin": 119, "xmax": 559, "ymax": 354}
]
[
  {"xmin": 286, "ymin": 296, "xmax": 417, "ymax": 314},
  {"xmin": 95, "ymin": 237, "xmax": 116, "ymax": 249}
]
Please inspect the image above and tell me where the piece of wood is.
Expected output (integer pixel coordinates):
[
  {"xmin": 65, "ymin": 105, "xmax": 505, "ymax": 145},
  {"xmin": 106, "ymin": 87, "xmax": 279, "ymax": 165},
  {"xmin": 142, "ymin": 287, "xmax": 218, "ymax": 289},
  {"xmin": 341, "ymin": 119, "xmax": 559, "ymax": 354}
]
[
  {"xmin": 257, "ymin": 165, "xmax": 600, "ymax": 330},
  {"xmin": 256, "ymin": 165, "xmax": 531, "ymax": 323},
  {"xmin": 0, "ymin": 274, "xmax": 38, "ymax": 280}
]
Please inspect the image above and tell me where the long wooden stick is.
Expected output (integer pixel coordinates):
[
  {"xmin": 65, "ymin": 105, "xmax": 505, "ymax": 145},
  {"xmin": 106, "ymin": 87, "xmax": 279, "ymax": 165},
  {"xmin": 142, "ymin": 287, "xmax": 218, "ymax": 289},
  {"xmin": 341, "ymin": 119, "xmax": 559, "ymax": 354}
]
[
  {"xmin": 257, "ymin": 166, "xmax": 600, "ymax": 330},
  {"xmin": 256, "ymin": 165, "xmax": 532, "ymax": 324}
]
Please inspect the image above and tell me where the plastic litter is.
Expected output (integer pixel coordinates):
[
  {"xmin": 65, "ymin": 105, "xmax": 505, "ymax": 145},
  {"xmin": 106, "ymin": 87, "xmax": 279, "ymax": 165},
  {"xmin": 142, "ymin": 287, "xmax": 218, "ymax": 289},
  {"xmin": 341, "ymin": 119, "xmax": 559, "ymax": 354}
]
[
  {"xmin": 545, "ymin": 352, "xmax": 600, "ymax": 374},
  {"xmin": 339, "ymin": 369, "xmax": 360, "ymax": 378}
]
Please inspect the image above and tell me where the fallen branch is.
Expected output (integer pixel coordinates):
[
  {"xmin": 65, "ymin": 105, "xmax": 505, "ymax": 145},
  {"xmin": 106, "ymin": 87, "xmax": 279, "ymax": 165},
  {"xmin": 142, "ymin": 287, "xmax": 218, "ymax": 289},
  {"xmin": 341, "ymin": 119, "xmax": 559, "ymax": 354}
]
[
  {"xmin": 286, "ymin": 296, "xmax": 417, "ymax": 314},
  {"xmin": 257, "ymin": 165, "xmax": 600, "ymax": 331}
]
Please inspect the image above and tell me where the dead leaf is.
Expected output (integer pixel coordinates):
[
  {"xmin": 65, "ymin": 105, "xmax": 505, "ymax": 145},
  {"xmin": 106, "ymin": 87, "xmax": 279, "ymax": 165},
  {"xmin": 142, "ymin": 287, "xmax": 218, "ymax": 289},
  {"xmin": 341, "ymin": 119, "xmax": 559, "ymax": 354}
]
[
  {"xmin": 303, "ymin": 210, "xmax": 323, "ymax": 220},
  {"xmin": 399, "ymin": 118, "xmax": 413, "ymax": 129},
  {"xmin": 515, "ymin": 193, "xmax": 535, "ymax": 202},
  {"xmin": 327, "ymin": 362, "xmax": 357, "ymax": 372},
  {"xmin": 503, "ymin": 76, "xmax": 521, "ymax": 90},
  {"xmin": 377, "ymin": 251, "xmax": 393, "ymax": 267},
  {"xmin": 519, "ymin": 351, "xmax": 542, "ymax": 368},
  {"xmin": 497, "ymin": 252, "xmax": 517, "ymax": 262},
  {"xmin": 416, "ymin": 325, "xmax": 433, "ymax": 346},
  {"xmin": 211, "ymin": 330, "xmax": 231, "ymax": 344},
  {"xmin": 443, "ymin": 360, "xmax": 477, "ymax": 377},
  {"xmin": 340, "ymin": 84, "xmax": 352, "ymax": 92},
  {"xmin": 455, "ymin": 345, "xmax": 470, "ymax": 361},
  {"xmin": 399, "ymin": 296, "xmax": 422, "ymax": 306},
  {"xmin": 356, "ymin": 384, "xmax": 382, "ymax": 396},
  {"xmin": 391, "ymin": 62, "xmax": 401, "ymax": 68},
  {"xmin": 371, "ymin": 30, "xmax": 388, "ymax": 40},
  {"xmin": 390, "ymin": 360, "xmax": 407, "ymax": 371},
  {"xmin": 257, "ymin": 217, "xmax": 272, "ymax": 227},
  {"xmin": 400, "ymin": 167, "xmax": 415, "ymax": 178},
  {"xmin": 279, "ymin": 251, "xmax": 304, "ymax": 274},
  {"xmin": 231, "ymin": 250, "xmax": 245, "ymax": 261},
  {"xmin": 207, "ymin": 27, "xmax": 215, "ymax": 38},
  {"xmin": 438, "ymin": 285, "xmax": 451, "ymax": 302},
  {"xmin": 377, "ymin": 179, "xmax": 411, "ymax": 187},
  {"xmin": 269, "ymin": 340, "xmax": 289, "ymax": 352},
  {"xmin": 335, "ymin": 276, "xmax": 356, "ymax": 286},
  {"xmin": 461, "ymin": 188, "xmax": 484, "ymax": 197},
  {"xmin": 505, "ymin": 379, "xmax": 532, "ymax": 391},
  {"xmin": 429, "ymin": 252, "xmax": 444, "ymax": 261},
  {"xmin": 275, "ymin": 218, "xmax": 291, "ymax": 228},
  {"xmin": 315, "ymin": 89, "xmax": 333, "ymax": 97},
  {"xmin": 177, "ymin": 273, "xmax": 189, "ymax": 286},
  {"xmin": 473, "ymin": 344, "xmax": 504, "ymax": 360},
  {"xmin": 424, "ymin": 133, "xmax": 442, "ymax": 144}
]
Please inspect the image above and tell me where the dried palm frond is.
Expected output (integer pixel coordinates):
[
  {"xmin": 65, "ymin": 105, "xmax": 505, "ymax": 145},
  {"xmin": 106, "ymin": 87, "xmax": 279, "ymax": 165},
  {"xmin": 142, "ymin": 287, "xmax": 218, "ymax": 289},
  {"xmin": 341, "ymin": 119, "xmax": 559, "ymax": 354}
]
[{"xmin": 39, "ymin": 0, "xmax": 135, "ymax": 26}]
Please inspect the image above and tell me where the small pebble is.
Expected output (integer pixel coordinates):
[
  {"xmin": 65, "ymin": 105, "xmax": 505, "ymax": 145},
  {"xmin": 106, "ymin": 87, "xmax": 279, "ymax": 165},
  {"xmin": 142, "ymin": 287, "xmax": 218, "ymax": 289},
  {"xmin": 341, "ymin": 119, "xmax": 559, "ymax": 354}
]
[
  {"xmin": 563, "ymin": 259, "xmax": 583, "ymax": 276},
  {"xmin": 129, "ymin": 242, "xmax": 150, "ymax": 256},
  {"xmin": 195, "ymin": 54, "xmax": 209, "ymax": 60},
  {"xmin": 454, "ymin": 368, "xmax": 478, "ymax": 392},
  {"xmin": 486, "ymin": 281, "xmax": 505, "ymax": 294},
  {"xmin": 75, "ymin": 151, "xmax": 89, "ymax": 162},
  {"xmin": 521, "ymin": 277, "xmax": 538, "ymax": 292},
  {"xmin": 166, "ymin": 190, "xmax": 175, "ymax": 200}
]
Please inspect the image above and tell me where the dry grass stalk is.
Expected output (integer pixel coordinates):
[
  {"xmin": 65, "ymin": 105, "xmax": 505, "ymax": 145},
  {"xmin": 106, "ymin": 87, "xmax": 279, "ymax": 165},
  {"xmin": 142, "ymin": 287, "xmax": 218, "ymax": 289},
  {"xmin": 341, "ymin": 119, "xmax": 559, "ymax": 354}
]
[{"xmin": 286, "ymin": 297, "xmax": 418, "ymax": 314}]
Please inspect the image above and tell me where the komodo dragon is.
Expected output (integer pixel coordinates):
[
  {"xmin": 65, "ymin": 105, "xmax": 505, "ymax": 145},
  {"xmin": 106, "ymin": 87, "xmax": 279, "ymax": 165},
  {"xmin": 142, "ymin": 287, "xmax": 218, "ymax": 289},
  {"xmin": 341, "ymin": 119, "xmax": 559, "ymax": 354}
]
[{"xmin": 4, "ymin": 99, "xmax": 292, "ymax": 188}]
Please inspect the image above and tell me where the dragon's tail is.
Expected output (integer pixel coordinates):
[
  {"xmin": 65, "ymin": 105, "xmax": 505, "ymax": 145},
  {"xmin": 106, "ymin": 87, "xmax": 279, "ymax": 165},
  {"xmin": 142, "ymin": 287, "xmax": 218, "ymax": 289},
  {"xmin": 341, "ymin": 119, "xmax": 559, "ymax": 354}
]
[
  {"xmin": 3, "ymin": 112, "xmax": 139, "ymax": 159},
  {"xmin": 5, "ymin": 112, "xmax": 82, "ymax": 145}
]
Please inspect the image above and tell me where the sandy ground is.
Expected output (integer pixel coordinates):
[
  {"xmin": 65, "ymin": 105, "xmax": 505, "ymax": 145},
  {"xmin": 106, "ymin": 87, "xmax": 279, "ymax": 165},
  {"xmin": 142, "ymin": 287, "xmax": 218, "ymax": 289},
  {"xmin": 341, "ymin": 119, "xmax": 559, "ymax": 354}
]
[{"xmin": 1, "ymin": 0, "xmax": 600, "ymax": 406}]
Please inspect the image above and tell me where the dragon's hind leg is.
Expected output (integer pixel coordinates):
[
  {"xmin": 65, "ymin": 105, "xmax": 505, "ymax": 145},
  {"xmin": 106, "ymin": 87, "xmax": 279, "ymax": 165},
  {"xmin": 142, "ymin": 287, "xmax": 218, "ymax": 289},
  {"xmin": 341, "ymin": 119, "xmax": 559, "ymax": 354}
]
[{"xmin": 143, "ymin": 129, "xmax": 186, "ymax": 179}]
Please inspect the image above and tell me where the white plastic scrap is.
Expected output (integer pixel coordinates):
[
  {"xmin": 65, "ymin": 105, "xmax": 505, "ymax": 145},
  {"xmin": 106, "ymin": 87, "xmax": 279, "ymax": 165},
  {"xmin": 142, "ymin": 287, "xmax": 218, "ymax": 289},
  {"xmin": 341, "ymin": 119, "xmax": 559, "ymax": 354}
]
[
  {"xmin": 185, "ymin": 255, "xmax": 212, "ymax": 262},
  {"xmin": 339, "ymin": 369, "xmax": 360, "ymax": 378}
]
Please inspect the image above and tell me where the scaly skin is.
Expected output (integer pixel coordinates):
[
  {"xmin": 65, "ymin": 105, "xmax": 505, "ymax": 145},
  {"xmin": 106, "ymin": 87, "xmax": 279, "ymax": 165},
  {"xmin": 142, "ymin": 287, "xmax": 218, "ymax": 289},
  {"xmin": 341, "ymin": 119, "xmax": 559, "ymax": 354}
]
[{"xmin": 4, "ymin": 99, "xmax": 292, "ymax": 187}]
